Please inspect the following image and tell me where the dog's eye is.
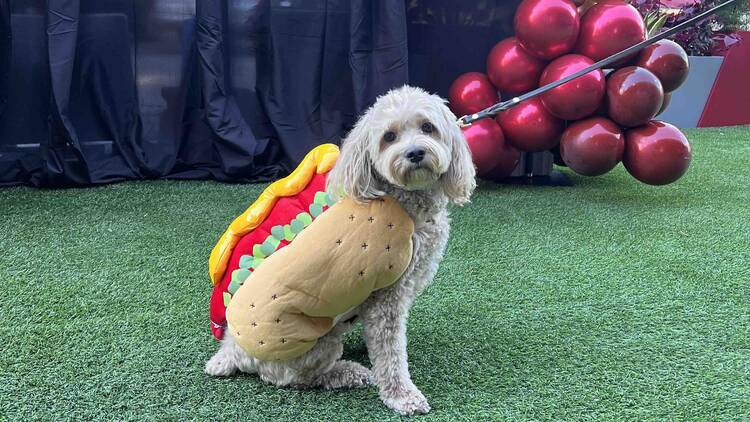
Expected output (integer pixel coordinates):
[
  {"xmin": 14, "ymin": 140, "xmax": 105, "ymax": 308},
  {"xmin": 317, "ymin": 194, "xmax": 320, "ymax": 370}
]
[
  {"xmin": 383, "ymin": 131, "xmax": 397, "ymax": 143},
  {"xmin": 421, "ymin": 122, "xmax": 435, "ymax": 134}
]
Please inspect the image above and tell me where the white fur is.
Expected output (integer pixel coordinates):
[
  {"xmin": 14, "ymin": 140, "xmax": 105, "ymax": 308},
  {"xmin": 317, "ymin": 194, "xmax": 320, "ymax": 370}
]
[{"xmin": 205, "ymin": 86, "xmax": 476, "ymax": 416}]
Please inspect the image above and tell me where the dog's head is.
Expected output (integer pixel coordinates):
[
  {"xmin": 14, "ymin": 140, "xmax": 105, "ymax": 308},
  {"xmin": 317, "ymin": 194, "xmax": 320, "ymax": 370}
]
[{"xmin": 328, "ymin": 86, "xmax": 476, "ymax": 205}]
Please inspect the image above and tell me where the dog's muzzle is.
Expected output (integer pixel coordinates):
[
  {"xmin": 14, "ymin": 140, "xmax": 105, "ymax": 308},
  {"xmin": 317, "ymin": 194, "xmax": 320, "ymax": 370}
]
[{"xmin": 405, "ymin": 147, "xmax": 426, "ymax": 164}]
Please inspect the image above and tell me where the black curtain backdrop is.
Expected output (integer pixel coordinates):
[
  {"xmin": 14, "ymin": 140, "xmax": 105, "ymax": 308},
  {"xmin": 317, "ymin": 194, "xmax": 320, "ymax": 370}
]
[{"xmin": 0, "ymin": 0, "xmax": 519, "ymax": 187}]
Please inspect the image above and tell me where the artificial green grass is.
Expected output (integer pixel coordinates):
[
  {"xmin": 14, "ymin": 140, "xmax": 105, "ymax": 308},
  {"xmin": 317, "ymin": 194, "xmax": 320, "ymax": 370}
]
[{"xmin": 1, "ymin": 126, "xmax": 749, "ymax": 421}]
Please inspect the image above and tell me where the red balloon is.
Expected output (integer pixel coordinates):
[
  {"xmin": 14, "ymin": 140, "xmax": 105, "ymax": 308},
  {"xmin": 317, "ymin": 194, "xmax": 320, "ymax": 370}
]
[
  {"xmin": 487, "ymin": 37, "xmax": 548, "ymax": 95},
  {"xmin": 462, "ymin": 119, "xmax": 520, "ymax": 178},
  {"xmin": 575, "ymin": 0, "xmax": 646, "ymax": 64},
  {"xmin": 560, "ymin": 117, "xmax": 624, "ymax": 176},
  {"xmin": 624, "ymin": 121, "xmax": 691, "ymax": 185},
  {"xmin": 607, "ymin": 66, "xmax": 664, "ymax": 128},
  {"xmin": 485, "ymin": 144, "xmax": 522, "ymax": 180},
  {"xmin": 551, "ymin": 144, "xmax": 567, "ymax": 167},
  {"xmin": 634, "ymin": 40, "xmax": 690, "ymax": 92},
  {"xmin": 539, "ymin": 54, "xmax": 605, "ymax": 120},
  {"xmin": 449, "ymin": 72, "xmax": 499, "ymax": 117},
  {"xmin": 497, "ymin": 97, "xmax": 564, "ymax": 152},
  {"xmin": 656, "ymin": 92, "xmax": 672, "ymax": 116},
  {"xmin": 514, "ymin": 0, "xmax": 580, "ymax": 60}
]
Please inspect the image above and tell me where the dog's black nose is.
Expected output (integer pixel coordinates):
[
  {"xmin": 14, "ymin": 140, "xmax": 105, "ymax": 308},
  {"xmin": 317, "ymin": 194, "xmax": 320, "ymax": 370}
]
[{"xmin": 406, "ymin": 148, "xmax": 426, "ymax": 163}]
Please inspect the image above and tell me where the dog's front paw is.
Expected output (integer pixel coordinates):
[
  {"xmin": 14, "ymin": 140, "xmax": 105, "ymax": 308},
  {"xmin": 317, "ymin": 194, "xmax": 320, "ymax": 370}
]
[
  {"xmin": 381, "ymin": 387, "xmax": 431, "ymax": 416},
  {"xmin": 204, "ymin": 352, "xmax": 237, "ymax": 377}
]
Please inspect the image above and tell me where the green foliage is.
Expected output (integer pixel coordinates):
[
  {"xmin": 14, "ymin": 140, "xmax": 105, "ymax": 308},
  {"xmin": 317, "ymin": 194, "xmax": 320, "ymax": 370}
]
[
  {"xmin": 716, "ymin": 0, "xmax": 750, "ymax": 30},
  {"xmin": 644, "ymin": 10, "xmax": 669, "ymax": 37}
]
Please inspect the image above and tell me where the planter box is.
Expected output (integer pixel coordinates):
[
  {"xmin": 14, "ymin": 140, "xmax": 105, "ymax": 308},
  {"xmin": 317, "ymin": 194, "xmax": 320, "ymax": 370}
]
[{"xmin": 657, "ymin": 56, "xmax": 724, "ymax": 128}]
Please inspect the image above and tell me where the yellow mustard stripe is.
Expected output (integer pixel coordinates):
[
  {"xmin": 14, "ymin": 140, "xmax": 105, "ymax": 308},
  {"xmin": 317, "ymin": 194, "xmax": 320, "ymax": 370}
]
[{"xmin": 208, "ymin": 143, "xmax": 340, "ymax": 285}]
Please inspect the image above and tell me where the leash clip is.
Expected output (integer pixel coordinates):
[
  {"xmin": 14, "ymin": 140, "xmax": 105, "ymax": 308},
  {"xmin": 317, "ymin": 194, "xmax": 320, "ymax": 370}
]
[{"xmin": 456, "ymin": 115, "xmax": 472, "ymax": 128}]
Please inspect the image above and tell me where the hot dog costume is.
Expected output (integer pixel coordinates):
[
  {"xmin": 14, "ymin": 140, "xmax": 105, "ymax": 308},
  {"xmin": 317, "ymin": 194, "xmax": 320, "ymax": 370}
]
[{"xmin": 208, "ymin": 144, "xmax": 414, "ymax": 361}]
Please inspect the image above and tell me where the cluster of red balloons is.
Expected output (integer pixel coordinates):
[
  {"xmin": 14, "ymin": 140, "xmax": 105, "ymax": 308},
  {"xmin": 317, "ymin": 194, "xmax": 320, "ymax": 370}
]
[{"xmin": 450, "ymin": 0, "xmax": 692, "ymax": 185}]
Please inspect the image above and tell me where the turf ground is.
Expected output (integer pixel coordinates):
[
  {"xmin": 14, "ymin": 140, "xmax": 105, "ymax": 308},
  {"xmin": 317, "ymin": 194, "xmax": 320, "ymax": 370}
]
[{"xmin": 1, "ymin": 126, "xmax": 749, "ymax": 421}]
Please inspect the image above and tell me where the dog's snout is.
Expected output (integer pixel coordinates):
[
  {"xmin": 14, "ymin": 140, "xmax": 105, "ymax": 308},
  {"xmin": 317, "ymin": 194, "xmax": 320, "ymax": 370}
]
[{"xmin": 406, "ymin": 147, "xmax": 426, "ymax": 164}]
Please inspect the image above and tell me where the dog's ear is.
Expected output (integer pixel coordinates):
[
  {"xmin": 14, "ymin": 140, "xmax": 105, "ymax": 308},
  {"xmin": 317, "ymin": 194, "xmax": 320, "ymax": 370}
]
[
  {"xmin": 327, "ymin": 110, "xmax": 383, "ymax": 203},
  {"xmin": 439, "ymin": 103, "xmax": 476, "ymax": 205}
]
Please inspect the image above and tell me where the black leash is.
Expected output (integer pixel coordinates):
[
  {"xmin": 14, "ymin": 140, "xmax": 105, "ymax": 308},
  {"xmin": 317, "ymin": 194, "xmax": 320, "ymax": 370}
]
[{"xmin": 456, "ymin": 0, "xmax": 738, "ymax": 127}]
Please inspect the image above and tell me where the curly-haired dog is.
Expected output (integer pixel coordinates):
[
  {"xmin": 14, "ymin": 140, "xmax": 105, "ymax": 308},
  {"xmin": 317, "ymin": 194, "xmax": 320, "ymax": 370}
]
[{"xmin": 205, "ymin": 85, "xmax": 476, "ymax": 416}]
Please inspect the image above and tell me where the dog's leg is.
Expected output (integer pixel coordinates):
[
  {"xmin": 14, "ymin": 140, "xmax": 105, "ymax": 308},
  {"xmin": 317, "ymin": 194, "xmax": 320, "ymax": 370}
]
[
  {"xmin": 309, "ymin": 316, "xmax": 372, "ymax": 389},
  {"xmin": 256, "ymin": 319, "xmax": 370, "ymax": 389},
  {"xmin": 205, "ymin": 332, "xmax": 257, "ymax": 377},
  {"xmin": 362, "ymin": 287, "xmax": 431, "ymax": 416},
  {"xmin": 309, "ymin": 360, "xmax": 373, "ymax": 390}
]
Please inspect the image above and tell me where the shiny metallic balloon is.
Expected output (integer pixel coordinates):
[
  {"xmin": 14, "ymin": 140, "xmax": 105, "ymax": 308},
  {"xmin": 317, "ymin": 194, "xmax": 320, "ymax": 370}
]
[
  {"xmin": 560, "ymin": 117, "xmax": 624, "ymax": 176},
  {"xmin": 496, "ymin": 97, "xmax": 564, "ymax": 152},
  {"xmin": 607, "ymin": 66, "xmax": 664, "ymax": 128},
  {"xmin": 539, "ymin": 54, "xmax": 606, "ymax": 120},
  {"xmin": 551, "ymin": 144, "xmax": 567, "ymax": 166},
  {"xmin": 514, "ymin": 0, "xmax": 580, "ymax": 60},
  {"xmin": 624, "ymin": 121, "xmax": 691, "ymax": 185},
  {"xmin": 462, "ymin": 119, "xmax": 520, "ymax": 178},
  {"xmin": 656, "ymin": 92, "xmax": 672, "ymax": 116},
  {"xmin": 487, "ymin": 37, "xmax": 548, "ymax": 95},
  {"xmin": 635, "ymin": 40, "xmax": 690, "ymax": 92},
  {"xmin": 449, "ymin": 72, "xmax": 500, "ymax": 117},
  {"xmin": 575, "ymin": 0, "xmax": 646, "ymax": 64}
]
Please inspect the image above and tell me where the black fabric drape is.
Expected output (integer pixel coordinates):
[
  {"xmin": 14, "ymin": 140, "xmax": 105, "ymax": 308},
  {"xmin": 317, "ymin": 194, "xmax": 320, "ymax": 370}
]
[
  {"xmin": 406, "ymin": 1, "xmax": 521, "ymax": 98},
  {"xmin": 45, "ymin": 0, "xmax": 93, "ymax": 186},
  {"xmin": 0, "ymin": 0, "xmax": 409, "ymax": 187},
  {"xmin": 256, "ymin": 0, "xmax": 408, "ymax": 163},
  {"xmin": 0, "ymin": 0, "xmax": 9, "ymax": 118}
]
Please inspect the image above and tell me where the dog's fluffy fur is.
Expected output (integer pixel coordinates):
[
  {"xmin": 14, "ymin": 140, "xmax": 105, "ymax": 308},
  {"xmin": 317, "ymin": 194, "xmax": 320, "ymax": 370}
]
[{"xmin": 205, "ymin": 86, "xmax": 476, "ymax": 416}]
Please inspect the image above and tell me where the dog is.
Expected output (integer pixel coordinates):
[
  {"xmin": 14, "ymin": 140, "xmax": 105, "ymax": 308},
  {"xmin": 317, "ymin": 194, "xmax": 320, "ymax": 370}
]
[{"xmin": 205, "ymin": 85, "xmax": 476, "ymax": 416}]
